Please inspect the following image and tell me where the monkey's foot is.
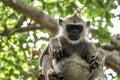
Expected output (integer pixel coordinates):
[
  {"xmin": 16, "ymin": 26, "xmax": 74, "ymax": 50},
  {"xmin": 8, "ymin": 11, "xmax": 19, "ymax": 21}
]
[
  {"xmin": 47, "ymin": 68, "xmax": 64, "ymax": 80},
  {"xmin": 94, "ymin": 78, "xmax": 103, "ymax": 80}
]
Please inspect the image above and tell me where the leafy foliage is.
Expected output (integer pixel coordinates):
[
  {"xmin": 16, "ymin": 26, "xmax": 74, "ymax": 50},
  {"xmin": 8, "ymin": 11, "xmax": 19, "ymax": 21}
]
[{"xmin": 0, "ymin": 0, "xmax": 120, "ymax": 80}]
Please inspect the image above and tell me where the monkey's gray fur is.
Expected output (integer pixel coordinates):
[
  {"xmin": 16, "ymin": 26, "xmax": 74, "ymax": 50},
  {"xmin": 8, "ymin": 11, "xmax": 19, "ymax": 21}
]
[{"xmin": 39, "ymin": 12, "xmax": 105, "ymax": 80}]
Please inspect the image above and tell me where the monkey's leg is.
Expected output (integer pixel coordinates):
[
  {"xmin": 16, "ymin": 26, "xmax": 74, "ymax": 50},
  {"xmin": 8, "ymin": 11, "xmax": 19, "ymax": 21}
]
[
  {"xmin": 89, "ymin": 67, "xmax": 104, "ymax": 80},
  {"xmin": 89, "ymin": 49, "xmax": 105, "ymax": 80},
  {"xmin": 42, "ymin": 55, "xmax": 63, "ymax": 80},
  {"xmin": 87, "ymin": 42, "xmax": 99, "ymax": 69},
  {"xmin": 42, "ymin": 55, "xmax": 53, "ymax": 80}
]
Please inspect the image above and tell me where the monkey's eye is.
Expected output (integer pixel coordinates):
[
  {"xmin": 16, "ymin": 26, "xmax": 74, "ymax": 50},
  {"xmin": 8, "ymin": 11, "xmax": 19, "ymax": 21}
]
[
  {"xmin": 66, "ymin": 24, "xmax": 83, "ymax": 31},
  {"xmin": 66, "ymin": 24, "xmax": 72, "ymax": 28},
  {"xmin": 77, "ymin": 25, "xmax": 83, "ymax": 30}
]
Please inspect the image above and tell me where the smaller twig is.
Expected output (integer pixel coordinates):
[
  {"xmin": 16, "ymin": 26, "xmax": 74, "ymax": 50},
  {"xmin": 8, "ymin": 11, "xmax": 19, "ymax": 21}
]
[
  {"xmin": 15, "ymin": 16, "xmax": 26, "ymax": 28},
  {"xmin": 28, "ymin": 49, "xmax": 41, "ymax": 65}
]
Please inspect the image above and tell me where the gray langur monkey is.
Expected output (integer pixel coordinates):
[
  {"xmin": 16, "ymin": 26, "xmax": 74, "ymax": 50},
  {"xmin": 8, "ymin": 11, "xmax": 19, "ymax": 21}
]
[{"xmin": 39, "ymin": 12, "xmax": 105, "ymax": 80}]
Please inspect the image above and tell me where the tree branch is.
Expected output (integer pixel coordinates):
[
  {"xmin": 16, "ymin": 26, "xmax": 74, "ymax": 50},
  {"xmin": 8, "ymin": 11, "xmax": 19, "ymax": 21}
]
[
  {"xmin": 102, "ymin": 49, "xmax": 120, "ymax": 75},
  {"xmin": 0, "ymin": 0, "xmax": 58, "ymax": 34},
  {"xmin": 0, "ymin": 24, "xmax": 43, "ymax": 36}
]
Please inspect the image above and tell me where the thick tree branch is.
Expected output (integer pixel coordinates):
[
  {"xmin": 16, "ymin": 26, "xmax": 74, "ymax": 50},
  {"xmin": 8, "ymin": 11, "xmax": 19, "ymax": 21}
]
[
  {"xmin": 102, "ymin": 49, "xmax": 120, "ymax": 75},
  {"xmin": 0, "ymin": 0, "xmax": 58, "ymax": 34},
  {"xmin": 100, "ymin": 34, "xmax": 120, "ymax": 75}
]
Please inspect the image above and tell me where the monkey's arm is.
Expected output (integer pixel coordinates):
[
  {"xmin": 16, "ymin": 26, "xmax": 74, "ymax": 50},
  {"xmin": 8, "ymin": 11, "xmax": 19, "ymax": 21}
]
[
  {"xmin": 90, "ymin": 49, "xmax": 106, "ymax": 80},
  {"xmin": 39, "ymin": 45, "xmax": 59, "ymax": 80},
  {"xmin": 90, "ymin": 67, "xmax": 104, "ymax": 80},
  {"xmin": 39, "ymin": 37, "xmax": 63, "ymax": 80},
  {"xmin": 39, "ymin": 36, "xmax": 63, "ymax": 66},
  {"xmin": 49, "ymin": 37, "xmax": 64, "ymax": 61},
  {"xmin": 39, "ymin": 37, "xmax": 60, "ymax": 66},
  {"xmin": 88, "ymin": 42, "xmax": 103, "ymax": 69},
  {"xmin": 88, "ymin": 43, "xmax": 106, "ymax": 80},
  {"xmin": 88, "ymin": 42, "xmax": 97, "ymax": 56}
]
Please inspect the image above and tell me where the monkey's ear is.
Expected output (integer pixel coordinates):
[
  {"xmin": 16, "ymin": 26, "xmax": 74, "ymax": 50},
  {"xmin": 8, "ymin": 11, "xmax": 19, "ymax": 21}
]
[
  {"xmin": 87, "ymin": 21, "xmax": 90, "ymax": 27},
  {"xmin": 58, "ymin": 18, "xmax": 64, "ymax": 25}
]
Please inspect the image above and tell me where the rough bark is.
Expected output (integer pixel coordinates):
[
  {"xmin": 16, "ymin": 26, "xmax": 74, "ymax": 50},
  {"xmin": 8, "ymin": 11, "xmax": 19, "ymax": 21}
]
[{"xmin": 101, "ymin": 34, "xmax": 120, "ymax": 75}]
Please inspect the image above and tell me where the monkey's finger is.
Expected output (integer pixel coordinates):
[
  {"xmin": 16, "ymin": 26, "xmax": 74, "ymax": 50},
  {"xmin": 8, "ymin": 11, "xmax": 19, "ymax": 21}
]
[
  {"xmin": 91, "ymin": 62, "xmax": 99, "ymax": 69},
  {"xmin": 53, "ymin": 52, "xmax": 61, "ymax": 61},
  {"xmin": 57, "ymin": 46, "xmax": 62, "ymax": 53},
  {"xmin": 59, "ymin": 46, "xmax": 63, "ymax": 51},
  {"xmin": 89, "ymin": 56, "xmax": 97, "ymax": 63},
  {"xmin": 90, "ymin": 60, "xmax": 100, "ymax": 70},
  {"xmin": 89, "ymin": 58, "xmax": 95, "ymax": 64},
  {"xmin": 59, "ymin": 51, "xmax": 64, "ymax": 58}
]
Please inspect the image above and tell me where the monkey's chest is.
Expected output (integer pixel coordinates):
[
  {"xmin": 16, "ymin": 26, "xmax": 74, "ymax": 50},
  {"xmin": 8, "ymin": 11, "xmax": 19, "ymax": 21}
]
[{"xmin": 56, "ymin": 54, "xmax": 91, "ymax": 80}]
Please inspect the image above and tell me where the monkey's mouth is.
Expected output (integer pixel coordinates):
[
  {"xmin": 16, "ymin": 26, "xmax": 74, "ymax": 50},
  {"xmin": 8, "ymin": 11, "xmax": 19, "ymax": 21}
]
[{"xmin": 69, "ymin": 36, "xmax": 80, "ymax": 40}]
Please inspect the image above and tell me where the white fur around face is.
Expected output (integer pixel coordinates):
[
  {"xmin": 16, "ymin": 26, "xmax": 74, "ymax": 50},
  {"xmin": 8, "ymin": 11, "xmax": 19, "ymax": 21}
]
[
  {"xmin": 57, "ymin": 23, "xmax": 89, "ymax": 44},
  {"xmin": 57, "ymin": 12, "xmax": 90, "ymax": 44}
]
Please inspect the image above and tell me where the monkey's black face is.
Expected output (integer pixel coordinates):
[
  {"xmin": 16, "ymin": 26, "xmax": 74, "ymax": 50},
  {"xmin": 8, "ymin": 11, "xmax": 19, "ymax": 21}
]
[{"xmin": 66, "ymin": 24, "xmax": 83, "ymax": 41}]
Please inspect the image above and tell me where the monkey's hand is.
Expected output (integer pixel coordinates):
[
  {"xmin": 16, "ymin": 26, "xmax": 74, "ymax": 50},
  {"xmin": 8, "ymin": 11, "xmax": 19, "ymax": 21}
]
[
  {"xmin": 49, "ymin": 37, "xmax": 64, "ymax": 60},
  {"xmin": 90, "ymin": 49, "xmax": 105, "ymax": 70},
  {"xmin": 89, "ymin": 55, "xmax": 100, "ymax": 69}
]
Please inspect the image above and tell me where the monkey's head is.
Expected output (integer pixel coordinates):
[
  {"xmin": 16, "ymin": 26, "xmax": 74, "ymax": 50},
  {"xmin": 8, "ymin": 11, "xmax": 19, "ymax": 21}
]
[{"xmin": 58, "ymin": 12, "xmax": 90, "ymax": 44}]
